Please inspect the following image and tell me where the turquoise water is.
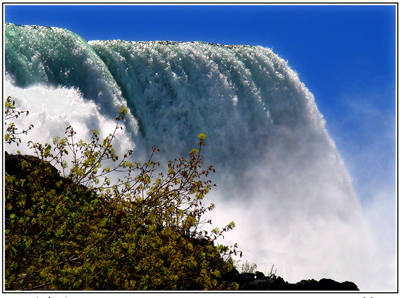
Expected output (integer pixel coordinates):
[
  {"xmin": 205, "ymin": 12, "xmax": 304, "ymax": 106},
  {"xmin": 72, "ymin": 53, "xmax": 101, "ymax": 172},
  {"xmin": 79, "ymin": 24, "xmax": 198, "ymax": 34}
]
[{"xmin": 4, "ymin": 23, "xmax": 375, "ymax": 290}]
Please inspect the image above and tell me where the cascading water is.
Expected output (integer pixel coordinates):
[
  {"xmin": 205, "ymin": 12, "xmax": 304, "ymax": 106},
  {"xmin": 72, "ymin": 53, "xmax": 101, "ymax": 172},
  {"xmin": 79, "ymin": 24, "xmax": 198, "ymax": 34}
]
[{"xmin": 4, "ymin": 23, "xmax": 375, "ymax": 290}]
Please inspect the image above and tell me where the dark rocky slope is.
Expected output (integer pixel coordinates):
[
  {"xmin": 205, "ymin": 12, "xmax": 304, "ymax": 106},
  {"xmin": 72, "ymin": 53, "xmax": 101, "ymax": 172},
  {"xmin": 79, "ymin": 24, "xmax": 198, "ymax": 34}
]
[{"xmin": 223, "ymin": 269, "xmax": 359, "ymax": 290}]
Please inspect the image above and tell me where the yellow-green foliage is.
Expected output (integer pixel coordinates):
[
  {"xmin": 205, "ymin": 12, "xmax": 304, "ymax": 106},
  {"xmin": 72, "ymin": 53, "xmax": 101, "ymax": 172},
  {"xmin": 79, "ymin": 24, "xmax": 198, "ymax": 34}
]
[
  {"xmin": 4, "ymin": 96, "xmax": 34, "ymax": 146},
  {"xmin": 5, "ymin": 97, "xmax": 240, "ymax": 290}
]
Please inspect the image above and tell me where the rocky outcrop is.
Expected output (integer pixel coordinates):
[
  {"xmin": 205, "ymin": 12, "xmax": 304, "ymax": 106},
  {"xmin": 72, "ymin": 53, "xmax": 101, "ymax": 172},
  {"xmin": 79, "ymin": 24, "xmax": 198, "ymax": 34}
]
[
  {"xmin": 5, "ymin": 152, "xmax": 60, "ymax": 180},
  {"xmin": 222, "ymin": 269, "xmax": 359, "ymax": 291}
]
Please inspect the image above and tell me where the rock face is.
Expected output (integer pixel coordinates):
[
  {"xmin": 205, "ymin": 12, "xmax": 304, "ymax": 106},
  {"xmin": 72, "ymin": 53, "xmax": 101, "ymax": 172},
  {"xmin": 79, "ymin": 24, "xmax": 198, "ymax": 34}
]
[
  {"xmin": 222, "ymin": 269, "xmax": 359, "ymax": 291},
  {"xmin": 5, "ymin": 152, "xmax": 59, "ymax": 180}
]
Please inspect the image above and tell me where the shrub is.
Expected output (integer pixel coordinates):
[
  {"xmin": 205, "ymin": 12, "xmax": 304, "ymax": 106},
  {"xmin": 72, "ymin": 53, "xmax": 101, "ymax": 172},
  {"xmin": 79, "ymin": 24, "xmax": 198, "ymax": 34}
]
[
  {"xmin": 5, "ymin": 97, "xmax": 240, "ymax": 290},
  {"xmin": 4, "ymin": 95, "xmax": 33, "ymax": 146},
  {"xmin": 240, "ymin": 260, "xmax": 258, "ymax": 274}
]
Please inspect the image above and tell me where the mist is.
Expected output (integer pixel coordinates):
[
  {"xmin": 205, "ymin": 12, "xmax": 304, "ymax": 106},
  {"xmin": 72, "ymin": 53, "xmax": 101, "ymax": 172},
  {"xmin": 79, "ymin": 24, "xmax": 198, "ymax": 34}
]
[{"xmin": 4, "ymin": 23, "xmax": 395, "ymax": 291}]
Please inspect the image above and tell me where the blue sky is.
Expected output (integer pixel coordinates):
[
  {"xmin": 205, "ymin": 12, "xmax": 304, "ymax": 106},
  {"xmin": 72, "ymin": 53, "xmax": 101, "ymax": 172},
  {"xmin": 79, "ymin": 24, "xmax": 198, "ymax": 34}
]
[{"xmin": 4, "ymin": 4, "xmax": 397, "ymax": 208}]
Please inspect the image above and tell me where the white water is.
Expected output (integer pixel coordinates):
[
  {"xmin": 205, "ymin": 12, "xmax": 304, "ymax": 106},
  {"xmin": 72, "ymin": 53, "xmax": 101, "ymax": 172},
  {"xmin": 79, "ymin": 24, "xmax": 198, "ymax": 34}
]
[{"xmin": 4, "ymin": 23, "xmax": 383, "ymax": 291}]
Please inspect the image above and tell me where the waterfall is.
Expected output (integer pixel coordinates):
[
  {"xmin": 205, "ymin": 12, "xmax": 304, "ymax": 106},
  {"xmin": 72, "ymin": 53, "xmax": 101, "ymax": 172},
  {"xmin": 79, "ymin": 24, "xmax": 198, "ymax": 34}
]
[{"xmin": 4, "ymin": 23, "xmax": 375, "ymax": 290}]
